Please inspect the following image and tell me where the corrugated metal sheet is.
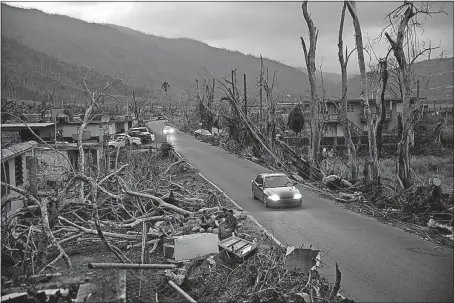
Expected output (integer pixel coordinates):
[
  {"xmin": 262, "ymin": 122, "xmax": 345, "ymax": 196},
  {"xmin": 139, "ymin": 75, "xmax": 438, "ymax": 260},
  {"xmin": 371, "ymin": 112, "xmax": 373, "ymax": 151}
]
[{"xmin": 1, "ymin": 141, "xmax": 38, "ymax": 161}]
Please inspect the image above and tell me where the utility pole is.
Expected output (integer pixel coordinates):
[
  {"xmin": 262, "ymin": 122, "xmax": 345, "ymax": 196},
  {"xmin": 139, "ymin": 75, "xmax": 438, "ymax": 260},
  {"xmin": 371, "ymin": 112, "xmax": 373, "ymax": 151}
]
[
  {"xmin": 244, "ymin": 73, "xmax": 247, "ymax": 116},
  {"xmin": 259, "ymin": 56, "xmax": 264, "ymax": 124},
  {"xmin": 231, "ymin": 70, "xmax": 235, "ymax": 98}
]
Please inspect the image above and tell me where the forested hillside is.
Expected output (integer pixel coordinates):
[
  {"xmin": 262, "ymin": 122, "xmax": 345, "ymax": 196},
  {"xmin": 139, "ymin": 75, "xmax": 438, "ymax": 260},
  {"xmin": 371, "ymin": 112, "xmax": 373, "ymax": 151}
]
[
  {"xmin": 1, "ymin": 4, "xmax": 327, "ymax": 102},
  {"xmin": 1, "ymin": 37, "xmax": 150, "ymax": 103}
]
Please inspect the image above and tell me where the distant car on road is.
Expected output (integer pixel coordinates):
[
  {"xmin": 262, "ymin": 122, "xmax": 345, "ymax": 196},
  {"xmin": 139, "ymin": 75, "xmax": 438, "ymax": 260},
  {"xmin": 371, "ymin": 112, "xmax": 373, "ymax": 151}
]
[
  {"xmin": 251, "ymin": 173, "xmax": 302, "ymax": 208},
  {"xmin": 128, "ymin": 127, "xmax": 155, "ymax": 143},
  {"xmin": 163, "ymin": 125, "xmax": 174, "ymax": 135},
  {"xmin": 194, "ymin": 129, "xmax": 212, "ymax": 139}
]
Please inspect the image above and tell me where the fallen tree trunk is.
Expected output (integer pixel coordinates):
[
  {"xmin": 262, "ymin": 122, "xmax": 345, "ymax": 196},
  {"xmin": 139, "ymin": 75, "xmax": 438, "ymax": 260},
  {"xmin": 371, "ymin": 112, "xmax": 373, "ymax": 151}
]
[
  {"xmin": 124, "ymin": 190, "xmax": 193, "ymax": 215},
  {"xmin": 88, "ymin": 263, "xmax": 177, "ymax": 269},
  {"xmin": 168, "ymin": 280, "xmax": 197, "ymax": 303},
  {"xmin": 58, "ymin": 216, "xmax": 161, "ymax": 239},
  {"xmin": 164, "ymin": 159, "xmax": 187, "ymax": 175}
]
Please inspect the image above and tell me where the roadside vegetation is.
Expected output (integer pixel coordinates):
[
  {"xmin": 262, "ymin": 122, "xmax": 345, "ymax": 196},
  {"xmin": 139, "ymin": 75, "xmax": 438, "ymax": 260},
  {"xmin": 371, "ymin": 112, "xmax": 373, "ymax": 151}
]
[{"xmin": 170, "ymin": 1, "xmax": 453, "ymax": 247}]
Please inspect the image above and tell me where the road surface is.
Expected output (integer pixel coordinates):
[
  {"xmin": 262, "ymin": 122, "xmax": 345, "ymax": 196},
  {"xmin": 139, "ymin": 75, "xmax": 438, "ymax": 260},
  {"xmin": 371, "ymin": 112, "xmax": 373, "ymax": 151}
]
[{"xmin": 147, "ymin": 121, "xmax": 453, "ymax": 302}]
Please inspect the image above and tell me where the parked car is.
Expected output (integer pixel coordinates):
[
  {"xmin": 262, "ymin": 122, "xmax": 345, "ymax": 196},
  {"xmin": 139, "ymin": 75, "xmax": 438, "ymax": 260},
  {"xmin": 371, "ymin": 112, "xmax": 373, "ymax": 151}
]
[
  {"xmin": 108, "ymin": 137, "xmax": 127, "ymax": 150},
  {"xmin": 251, "ymin": 173, "xmax": 302, "ymax": 208},
  {"xmin": 128, "ymin": 127, "xmax": 155, "ymax": 143},
  {"xmin": 194, "ymin": 129, "xmax": 212, "ymax": 139},
  {"xmin": 112, "ymin": 133, "xmax": 142, "ymax": 147},
  {"xmin": 163, "ymin": 125, "xmax": 175, "ymax": 135}
]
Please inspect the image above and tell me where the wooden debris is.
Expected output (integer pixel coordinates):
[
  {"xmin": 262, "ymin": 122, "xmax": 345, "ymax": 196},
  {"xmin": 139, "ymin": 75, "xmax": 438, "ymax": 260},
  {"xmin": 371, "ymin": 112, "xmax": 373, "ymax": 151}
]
[
  {"xmin": 88, "ymin": 263, "xmax": 177, "ymax": 269},
  {"xmin": 168, "ymin": 280, "xmax": 197, "ymax": 303}
]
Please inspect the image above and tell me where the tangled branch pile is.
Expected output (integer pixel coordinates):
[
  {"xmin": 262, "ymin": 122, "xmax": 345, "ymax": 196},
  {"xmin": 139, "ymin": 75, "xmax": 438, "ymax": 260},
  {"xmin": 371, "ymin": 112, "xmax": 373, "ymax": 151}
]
[
  {"xmin": 325, "ymin": 176, "xmax": 454, "ymax": 246},
  {"xmin": 1, "ymin": 144, "xmax": 237, "ymax": 279},
  {"xmin": 179, "ymin": 244, "xmax": 334, "ymax": 303}
]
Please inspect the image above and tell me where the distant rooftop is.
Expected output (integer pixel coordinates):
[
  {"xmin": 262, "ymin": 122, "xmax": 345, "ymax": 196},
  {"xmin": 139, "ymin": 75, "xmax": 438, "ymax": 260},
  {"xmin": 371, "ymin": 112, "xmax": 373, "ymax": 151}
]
[
  {"xmin": 1, "ymin": 122, "xmax": 56, "ymax": 129},
  {"xmin": 36, "ymin": 142, "xmax": 101, "ymax": 150}
]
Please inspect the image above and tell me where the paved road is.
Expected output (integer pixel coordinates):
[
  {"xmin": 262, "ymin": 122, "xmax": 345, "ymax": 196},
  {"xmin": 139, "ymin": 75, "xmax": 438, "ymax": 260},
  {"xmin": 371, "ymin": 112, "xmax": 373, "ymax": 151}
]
[{"xmin": 147, "ymin": 121, "xmax": 453, "ymax": 302}]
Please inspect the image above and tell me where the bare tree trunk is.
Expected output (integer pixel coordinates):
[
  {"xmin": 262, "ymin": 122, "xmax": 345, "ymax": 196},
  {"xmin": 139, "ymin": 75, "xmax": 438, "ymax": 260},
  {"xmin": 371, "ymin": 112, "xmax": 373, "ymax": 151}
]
[
  {"xmin": 301, "ymin": 1, "xmax": 322, "ymax": 174},
  {"xmin": 375, "ymin": 59, "xmax": 389, "ymax": 158},
  {"xmin": 337, "ymin": 2, "xmax": 358, "ymax": 180},
  {"xmin": 346, "ymin": 1, "xmax": 380, "ymax": 181},
  {"xmin": 432, "ymin": 115, "xmax": 450, "ymax": 146},
  {"xmin": 384, "ymin": 4, "xmax": 422, "ymax": 189}
]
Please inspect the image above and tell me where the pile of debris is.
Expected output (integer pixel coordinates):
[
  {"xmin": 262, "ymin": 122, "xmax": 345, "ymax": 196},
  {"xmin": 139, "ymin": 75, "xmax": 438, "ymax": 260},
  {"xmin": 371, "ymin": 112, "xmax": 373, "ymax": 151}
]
[
  {"xmin": 1, "ymin": 144, "xmax": 348, "ymax": 302},
  {"xmin": 323, "ymin": 176, "xmax": 454, "ymax": 246},
  {"xmin": 180, "ymin": 244, "xmax": 332, "ymax": 303}
]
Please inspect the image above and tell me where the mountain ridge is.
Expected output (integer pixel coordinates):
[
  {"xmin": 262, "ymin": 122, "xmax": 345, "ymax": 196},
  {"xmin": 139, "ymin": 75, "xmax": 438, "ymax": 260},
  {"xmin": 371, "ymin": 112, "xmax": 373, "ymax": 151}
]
[
  {"xmin": 1, "ymin": 4, "xmax": 451, "ymax": 104},
  {"xmin": 1, "ymin": 4, "xmax": 333, "ymax": 101}
]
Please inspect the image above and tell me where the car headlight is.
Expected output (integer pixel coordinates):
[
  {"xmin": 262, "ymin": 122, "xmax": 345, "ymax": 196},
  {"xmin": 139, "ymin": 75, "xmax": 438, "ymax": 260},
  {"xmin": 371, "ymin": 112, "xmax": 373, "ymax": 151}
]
[
  {"xmin": 294, "ymin": 193, "xmax": 302, "ymax": 199},
  {"xmin": 268, "ymin": 194, "xmax": 280, "ymax": 201}
]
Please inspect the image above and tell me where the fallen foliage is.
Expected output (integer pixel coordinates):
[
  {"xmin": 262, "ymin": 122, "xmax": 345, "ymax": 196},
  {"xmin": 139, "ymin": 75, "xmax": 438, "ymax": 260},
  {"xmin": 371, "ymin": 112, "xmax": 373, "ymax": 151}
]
[{"xmin": 2, "ymin": 142, "xmax": 348, "ymax": 302}]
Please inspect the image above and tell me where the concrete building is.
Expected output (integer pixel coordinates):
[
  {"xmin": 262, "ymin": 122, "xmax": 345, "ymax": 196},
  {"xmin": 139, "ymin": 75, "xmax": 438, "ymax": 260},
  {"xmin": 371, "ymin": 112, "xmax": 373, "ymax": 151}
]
[
  {"xmin": 1, "ymin": 141, "xmax": 38, "ymax": 217},
  {"xmin": 1, "ymin": 123, "xmax": 57, "ymax": 143},
  {"xmin": 34, "ymin": 142, "xmax": 105, "ymax": 184}
]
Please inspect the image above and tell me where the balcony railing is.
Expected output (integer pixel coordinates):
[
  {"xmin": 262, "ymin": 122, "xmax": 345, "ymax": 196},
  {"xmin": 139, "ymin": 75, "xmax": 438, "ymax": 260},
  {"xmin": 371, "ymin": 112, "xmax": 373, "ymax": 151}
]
[
  {"xmin": 361, "ymin": 111, "xmax": 391, "ymax": 122},
  {"xmin": 324, "ymin": 113, "xmax": 340, "ymax": 122}
]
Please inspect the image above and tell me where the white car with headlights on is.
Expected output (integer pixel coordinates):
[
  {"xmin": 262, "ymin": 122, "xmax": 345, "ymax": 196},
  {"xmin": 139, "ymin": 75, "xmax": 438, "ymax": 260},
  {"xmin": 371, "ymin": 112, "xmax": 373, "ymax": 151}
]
[
  {"xmin": 163, "ymin": 125, "xmax": 174, "ymax": 135},
  {"xmin": 251, "ymin": 173, "xmax": 302, "ymax": 208}
]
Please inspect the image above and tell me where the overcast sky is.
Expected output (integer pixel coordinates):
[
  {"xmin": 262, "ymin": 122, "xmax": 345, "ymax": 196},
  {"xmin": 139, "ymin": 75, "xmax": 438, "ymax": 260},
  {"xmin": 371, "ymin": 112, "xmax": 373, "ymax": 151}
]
[{"xmin": 6, "ymin": 1, "xmax": 454, "ymax": 75}]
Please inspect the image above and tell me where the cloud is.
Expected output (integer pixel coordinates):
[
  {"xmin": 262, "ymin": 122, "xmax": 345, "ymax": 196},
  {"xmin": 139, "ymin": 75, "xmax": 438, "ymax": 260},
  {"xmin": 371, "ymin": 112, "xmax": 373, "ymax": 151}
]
[{"xmin": 5, "ymin": 1, "xmax": 453, "ymax": 75}]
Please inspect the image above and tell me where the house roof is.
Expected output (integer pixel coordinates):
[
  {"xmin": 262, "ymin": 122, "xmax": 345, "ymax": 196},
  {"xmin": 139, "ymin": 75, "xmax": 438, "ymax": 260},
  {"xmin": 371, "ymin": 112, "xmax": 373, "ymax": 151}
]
[
  {"xmin": 1, "ymin": 123, "xmax": 56, "ymax": 129},
  {"xmin": 1, "ymin": 141, "xmax": 38, "ymax": 162}
]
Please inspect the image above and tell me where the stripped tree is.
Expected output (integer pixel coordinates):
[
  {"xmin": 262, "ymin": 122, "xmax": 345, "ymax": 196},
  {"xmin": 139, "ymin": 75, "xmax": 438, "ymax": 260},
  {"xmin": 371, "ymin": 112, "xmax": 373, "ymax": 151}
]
[
  {"xmin": 383, "ymin": 1, "xmax": 444, "ymax": 189},
  {"xmin": 263, "ymin": 65, "xmax": 278, "ymax": 146},
  {"xmin": 346, "ymin": 1, "xmax": 380, "ymax": 182},
  {"xmin": 337, "ymin": 2, "xmax": 359, "ymax": 180},
  {"xmin": 196, "ymin": 78, "xmax": 216, "ymax": 131},
  {"xmin": 300, "ymin": 0, "xmax": 324, "ymax": 171}
]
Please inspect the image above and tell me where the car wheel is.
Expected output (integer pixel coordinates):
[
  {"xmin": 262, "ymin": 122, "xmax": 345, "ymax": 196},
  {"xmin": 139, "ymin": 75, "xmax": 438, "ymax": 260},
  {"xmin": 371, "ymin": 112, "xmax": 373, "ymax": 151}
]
[
  {"xmin": 109, "ymin": 146, "xmax": 115, "ymax": 150},
  {"xmin": 252, "ymin": 189, "xmax": 258, "ymax": 200},
  {"xmin": 132, "ymin": 143, "xmax": 138, "ymax": 148}
]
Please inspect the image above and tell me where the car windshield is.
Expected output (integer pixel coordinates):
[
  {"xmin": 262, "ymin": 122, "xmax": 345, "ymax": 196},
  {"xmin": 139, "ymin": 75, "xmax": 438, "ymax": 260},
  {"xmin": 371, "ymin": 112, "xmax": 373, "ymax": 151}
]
[
  {"xmin": 264, "ymin": 176, "xmax": 292, "ymax": 188},
  {"xmin": 133, "ymin": 128, "xmax": 147, "ymax": 133}
]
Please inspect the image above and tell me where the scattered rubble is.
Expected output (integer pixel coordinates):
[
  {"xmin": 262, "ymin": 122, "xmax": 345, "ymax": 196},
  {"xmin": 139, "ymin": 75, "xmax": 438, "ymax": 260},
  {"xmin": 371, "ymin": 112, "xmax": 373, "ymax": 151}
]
[{"xmin": 1, "ymin": 143, "xmax": 348, "ymax": 302}]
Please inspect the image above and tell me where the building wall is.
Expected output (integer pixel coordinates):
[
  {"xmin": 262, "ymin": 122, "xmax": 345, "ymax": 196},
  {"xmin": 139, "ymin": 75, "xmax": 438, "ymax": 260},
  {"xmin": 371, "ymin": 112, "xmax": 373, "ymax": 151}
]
[
  {"xmin": 60, "ymin": 123, "xmax": 116, "ymax": 140},
  {"xmin": 36, "ymin": 126, "xmax": 55, "ymax": 140},
  {"xmin": 1, "ymin": 150, "xmax": 33, "ymax": 216},
  {"xmin": 388, "ymin": 101, "xmax": 399, "ymax": 130},
  {"xmin": 34, "ymin": 148, "xmax": 72, "ymax": 183},
  {"xmin": 60, "ymin": 124, "xmax": 79, "ymax": 138},
  {"xmin": 1, "ymin": 130, "xmax": 21, "ymax": 146}
]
